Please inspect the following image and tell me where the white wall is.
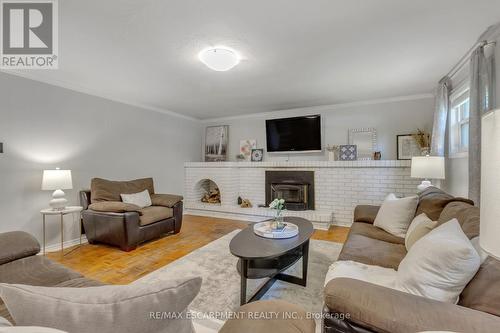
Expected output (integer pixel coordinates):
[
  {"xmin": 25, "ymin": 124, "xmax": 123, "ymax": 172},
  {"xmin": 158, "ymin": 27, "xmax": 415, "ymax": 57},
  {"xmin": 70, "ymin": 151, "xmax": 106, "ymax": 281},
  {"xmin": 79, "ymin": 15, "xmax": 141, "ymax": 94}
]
[
  {"xmin": 0, "ymin": 73, "xmax": 202, "ymax": 248},
  {"xmin": 202, "ymin": 96, "xmax": 435, "ymax": 161}
]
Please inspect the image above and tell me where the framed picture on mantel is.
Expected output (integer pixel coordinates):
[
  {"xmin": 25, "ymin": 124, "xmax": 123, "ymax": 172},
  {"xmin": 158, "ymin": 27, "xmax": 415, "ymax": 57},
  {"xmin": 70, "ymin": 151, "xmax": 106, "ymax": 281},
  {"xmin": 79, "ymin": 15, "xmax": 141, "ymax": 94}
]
[{"xmin": 397, "ymin": 134, "xmax": 421, "ymax": 160}]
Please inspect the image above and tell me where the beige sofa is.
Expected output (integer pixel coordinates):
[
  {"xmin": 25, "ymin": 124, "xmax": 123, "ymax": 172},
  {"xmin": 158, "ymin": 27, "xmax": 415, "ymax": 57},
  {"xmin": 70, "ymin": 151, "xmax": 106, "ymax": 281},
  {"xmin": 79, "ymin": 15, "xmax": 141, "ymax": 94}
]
[{"xmin": 323, "ymin": 187, "xmax": 500, "ymax": 333}]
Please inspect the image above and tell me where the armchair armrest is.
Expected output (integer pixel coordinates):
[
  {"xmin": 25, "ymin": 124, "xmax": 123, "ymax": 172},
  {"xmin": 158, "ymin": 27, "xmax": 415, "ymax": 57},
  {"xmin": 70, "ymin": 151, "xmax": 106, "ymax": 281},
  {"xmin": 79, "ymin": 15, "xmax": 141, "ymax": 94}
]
[
  {"xmin": 324, "ymin": 278, "xmax": 500, "ymax": 333},
  {"xmin": 88, "ymin": 201, "xmax": 143, "ymax": 215},
  {"xmin": 353, "ymin": 205, "xmax": 380, "ymax": 224},
  {"xmin": 150, "ymin": 194, "xmax": 183, "ymax": 208},
  {"xmin": 0, "ymin": 231, "xmax": 40, "ymax": 265}
]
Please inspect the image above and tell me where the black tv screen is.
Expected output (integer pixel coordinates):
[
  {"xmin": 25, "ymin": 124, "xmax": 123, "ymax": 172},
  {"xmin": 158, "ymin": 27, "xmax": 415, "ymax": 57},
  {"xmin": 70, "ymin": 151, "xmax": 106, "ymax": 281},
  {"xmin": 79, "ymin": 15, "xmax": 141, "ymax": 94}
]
[{"xmin": 266, "ymin": 115, "xmax": 322, "ymax": 152}]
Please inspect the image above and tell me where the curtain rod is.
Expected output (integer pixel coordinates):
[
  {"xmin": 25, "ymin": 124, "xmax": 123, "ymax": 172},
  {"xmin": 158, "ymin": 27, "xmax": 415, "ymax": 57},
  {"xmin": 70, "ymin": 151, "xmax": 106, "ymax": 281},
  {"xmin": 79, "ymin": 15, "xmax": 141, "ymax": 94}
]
[{"xmin": 443, "ymin": 40, "xmax": 496, "ymax": 81}]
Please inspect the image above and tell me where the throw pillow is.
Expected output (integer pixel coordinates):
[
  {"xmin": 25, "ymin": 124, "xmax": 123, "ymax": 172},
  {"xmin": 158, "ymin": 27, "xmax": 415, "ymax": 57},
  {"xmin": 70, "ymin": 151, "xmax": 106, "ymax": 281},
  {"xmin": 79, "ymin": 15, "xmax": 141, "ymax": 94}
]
[
  {"xmin": 374, "ymin": 193, "xmax": 419, "ymax": 238},
  {"xmin": 470, "ymin": 236, "xmax": 489, "ymax": 264},
  {"xmin": 396, "ymin": 219, "xmax": 480, "ymax": 303},
  {"xmin": 0, "ymin": 277, "xmax": 202, "ymax": 333},
  {"xmin": 405, "ymin": 213, "xmax": 438, "ymax": 251},
  {"xmin": 120, "ymin": 189, "xmax": 152, "ymax": 208}
]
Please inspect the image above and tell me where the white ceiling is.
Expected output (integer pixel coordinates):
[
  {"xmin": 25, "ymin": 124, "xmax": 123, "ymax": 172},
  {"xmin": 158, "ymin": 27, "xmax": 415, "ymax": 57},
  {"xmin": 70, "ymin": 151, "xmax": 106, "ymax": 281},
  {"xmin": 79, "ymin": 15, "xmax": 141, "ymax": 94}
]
[{"xmin": 8, "ymin": 0, "xmax": 500, "ymax": 119}]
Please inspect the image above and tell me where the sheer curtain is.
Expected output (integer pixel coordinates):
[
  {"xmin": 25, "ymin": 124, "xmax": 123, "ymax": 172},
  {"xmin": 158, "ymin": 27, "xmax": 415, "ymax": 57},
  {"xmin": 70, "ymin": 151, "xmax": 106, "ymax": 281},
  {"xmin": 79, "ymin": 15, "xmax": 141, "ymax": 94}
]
[
  {"xmin": 468, "ymin": 45, "xmax": 496, "ymax": 205},
  {"xmin": 430, "ymin": 78, "xmax": 450, "ymax": 156}
]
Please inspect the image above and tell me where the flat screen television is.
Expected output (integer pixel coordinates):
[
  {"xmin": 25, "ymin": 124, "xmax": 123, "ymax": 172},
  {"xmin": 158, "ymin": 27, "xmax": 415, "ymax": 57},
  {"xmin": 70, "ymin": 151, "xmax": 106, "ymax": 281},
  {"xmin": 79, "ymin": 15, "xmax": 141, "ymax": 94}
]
[{"xmin": 266, "ymin": 115, "xmax": 322, "ymax": 152}]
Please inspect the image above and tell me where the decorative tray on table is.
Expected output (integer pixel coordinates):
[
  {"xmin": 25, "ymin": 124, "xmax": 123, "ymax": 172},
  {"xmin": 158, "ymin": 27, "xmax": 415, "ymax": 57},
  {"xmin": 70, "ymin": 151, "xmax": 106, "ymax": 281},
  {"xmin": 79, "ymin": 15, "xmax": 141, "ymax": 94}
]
[{"xmin": 253, "ymin": 221, "xmax": 299, "ymax": 239}]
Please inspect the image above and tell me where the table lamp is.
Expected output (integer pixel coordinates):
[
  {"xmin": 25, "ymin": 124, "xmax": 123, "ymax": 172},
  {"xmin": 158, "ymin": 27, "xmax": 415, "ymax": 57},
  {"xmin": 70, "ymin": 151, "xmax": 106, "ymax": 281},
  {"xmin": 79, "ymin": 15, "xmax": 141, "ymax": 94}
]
[
  {"xmin": 480, "ymin": 109, "xmax": 500, "ymax": 260},
  {"xmin": 411, "ymin": 156, "xmax": 445, "ymax": 191},
  {"xmin": 42, "ymin": 169, "xmax": 73, "ymax": 210}
]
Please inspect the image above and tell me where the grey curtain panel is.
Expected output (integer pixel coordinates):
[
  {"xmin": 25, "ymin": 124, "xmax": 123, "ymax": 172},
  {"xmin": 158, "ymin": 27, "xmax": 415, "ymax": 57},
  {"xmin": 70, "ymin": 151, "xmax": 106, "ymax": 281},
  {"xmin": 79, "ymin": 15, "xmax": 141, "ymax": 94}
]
[
  {"xmin": 468, "ymin": 45, "xmax": 496, "ymax": 206},
  {"xmin": 430, "ymin": 79, "xmax": 450, "ymax": 156}
]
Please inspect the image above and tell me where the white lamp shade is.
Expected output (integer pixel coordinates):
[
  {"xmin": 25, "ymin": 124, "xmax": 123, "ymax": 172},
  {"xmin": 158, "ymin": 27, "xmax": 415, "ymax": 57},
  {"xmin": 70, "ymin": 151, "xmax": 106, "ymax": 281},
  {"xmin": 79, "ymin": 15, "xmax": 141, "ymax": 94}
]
[
  {"xmin": 480, "ymin": 109, "xmax": 500, "ymax": 259},
  {"xmin": 41, "ymin": 170, "xmax": 73, "ymax": 190},
  {"xmin": 411, "ymin": 156, "xmax": 445, "ymax": 179}
]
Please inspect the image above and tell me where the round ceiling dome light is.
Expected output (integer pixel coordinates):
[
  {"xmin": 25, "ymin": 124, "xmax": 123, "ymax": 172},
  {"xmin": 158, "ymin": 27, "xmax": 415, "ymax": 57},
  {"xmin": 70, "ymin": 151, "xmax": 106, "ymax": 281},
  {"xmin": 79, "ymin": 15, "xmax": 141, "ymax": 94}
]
[{"xmin": 198, "ymin": 47, "xmax": 240, "ymax": 71}]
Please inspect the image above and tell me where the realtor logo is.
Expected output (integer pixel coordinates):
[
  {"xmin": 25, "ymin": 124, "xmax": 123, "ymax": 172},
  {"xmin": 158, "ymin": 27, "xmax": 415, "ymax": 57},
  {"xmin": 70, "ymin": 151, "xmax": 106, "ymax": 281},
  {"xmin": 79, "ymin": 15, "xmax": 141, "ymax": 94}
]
[{"xmin": 0, "ymin": 0, "xmax": 58, "ymax": 69}]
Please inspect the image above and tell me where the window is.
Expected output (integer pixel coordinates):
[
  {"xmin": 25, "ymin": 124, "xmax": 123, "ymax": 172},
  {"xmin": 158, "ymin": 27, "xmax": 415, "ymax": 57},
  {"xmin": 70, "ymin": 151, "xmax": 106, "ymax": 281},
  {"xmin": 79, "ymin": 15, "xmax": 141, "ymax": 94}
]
[{"xmin": 449, "ymin": 88, "xmax": 470, "ymax": 157}]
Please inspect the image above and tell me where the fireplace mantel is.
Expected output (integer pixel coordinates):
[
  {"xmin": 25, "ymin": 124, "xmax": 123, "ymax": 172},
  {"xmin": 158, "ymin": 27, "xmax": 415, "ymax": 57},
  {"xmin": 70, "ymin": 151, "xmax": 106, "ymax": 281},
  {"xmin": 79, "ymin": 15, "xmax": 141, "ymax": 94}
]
[
  {"xmin": 184, "ymin": 160, "xmax": 417, "ymax": 229},
  {"xmin": 185, "ymin": 160, "xmax": 411, "ymax": 169}
]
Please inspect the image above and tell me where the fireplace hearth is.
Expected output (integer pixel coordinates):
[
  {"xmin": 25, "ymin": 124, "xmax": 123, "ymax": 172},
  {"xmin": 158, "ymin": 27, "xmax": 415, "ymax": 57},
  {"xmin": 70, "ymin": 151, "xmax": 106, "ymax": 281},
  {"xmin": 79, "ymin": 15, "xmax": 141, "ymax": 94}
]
[{"xmin": 265, "ymin": 171, "xmax": 314, "ymax": 211}]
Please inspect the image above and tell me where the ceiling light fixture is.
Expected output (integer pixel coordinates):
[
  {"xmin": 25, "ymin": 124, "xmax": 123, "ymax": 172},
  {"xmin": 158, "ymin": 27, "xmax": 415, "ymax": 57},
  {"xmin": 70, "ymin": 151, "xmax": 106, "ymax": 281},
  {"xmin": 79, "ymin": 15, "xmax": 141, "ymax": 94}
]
[{"xmin": 198, "ymin": 47, "xmax": 240, "ymax": 72}]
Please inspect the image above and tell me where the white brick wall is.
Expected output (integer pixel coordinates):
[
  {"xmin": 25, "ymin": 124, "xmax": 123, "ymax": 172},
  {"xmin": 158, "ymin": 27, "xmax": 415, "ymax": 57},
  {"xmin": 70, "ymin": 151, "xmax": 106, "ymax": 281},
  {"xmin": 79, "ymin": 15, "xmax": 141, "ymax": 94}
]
[{"xmin": 185, "ymin": 161, "xmax": 419, "ymax": 227}]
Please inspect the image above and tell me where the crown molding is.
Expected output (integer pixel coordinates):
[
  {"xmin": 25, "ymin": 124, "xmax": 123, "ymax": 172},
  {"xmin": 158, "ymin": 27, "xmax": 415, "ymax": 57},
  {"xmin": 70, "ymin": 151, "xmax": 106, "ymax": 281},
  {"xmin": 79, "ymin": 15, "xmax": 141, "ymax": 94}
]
[
  {"xmin": 0, "ymin": 70, "xmax": 200, "ymax": 122},
  {"xmin": 201, "ymin": 93, "xmax": 435, "ymax": 123},
  {"xmin": 1, "ymin": 70, "xmax": 434, "ymax": 123}
]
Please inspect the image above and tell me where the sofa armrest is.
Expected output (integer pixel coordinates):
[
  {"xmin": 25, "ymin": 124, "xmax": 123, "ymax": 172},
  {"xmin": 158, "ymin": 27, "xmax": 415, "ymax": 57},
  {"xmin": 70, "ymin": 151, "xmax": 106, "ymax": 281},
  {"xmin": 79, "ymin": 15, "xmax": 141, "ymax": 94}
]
[
  {"xmin": 0, "ymin": 231, "xmax": 40, "ymax": 265},
  {"xmin": 324, "ymin": 278, "xmax": 500, "ymax": 333},
  {"xmin": 353, "ymin": 205, "xmax": 380, "ymax": 224},
  {"xmin": 150, "ymin": 194, "xmax": 183, "ymax": 208},
  {"xmin": 88, "ymin": 201, "xmax": 143, "ymax": 215},
  {"xmin": 82, "ymin": 210, "xmax": 141, "ymax": 251}
]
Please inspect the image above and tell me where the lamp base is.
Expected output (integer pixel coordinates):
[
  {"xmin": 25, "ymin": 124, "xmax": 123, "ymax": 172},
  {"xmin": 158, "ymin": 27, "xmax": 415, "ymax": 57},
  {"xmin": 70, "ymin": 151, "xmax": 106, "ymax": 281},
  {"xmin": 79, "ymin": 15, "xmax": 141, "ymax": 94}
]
[
  {"xmin": 49, "ymin": 189, "xmax": 67, "ymax": 210},
  {"xmin": 417, "ymin": 180, "xmax": 433, "ymax": 192}
]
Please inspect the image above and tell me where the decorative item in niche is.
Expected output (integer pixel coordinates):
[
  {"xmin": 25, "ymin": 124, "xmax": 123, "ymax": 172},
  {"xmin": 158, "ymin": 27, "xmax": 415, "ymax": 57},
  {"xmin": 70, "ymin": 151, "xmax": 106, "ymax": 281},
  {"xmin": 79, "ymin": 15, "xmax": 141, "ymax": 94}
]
[
  {"xmin": 348, "ymin": 128, "xmax": 377, "ymax": 160},
  {"xmin": 239, "ymin": 139, "xmax": 256, "ymax": 161},
  {"xmin": 326, "ymin": 145, "xmax": 340, "ymax": 161},
  {"xmin": 339, "ymin": 145, "xmax": 357, "ymax": 161},
  {"xmin": 205, "ymin": 126, "xmax": 228, "ymax": 162},
  {"xmin": 397, "ymin": 134, "xmax": 421, "ymax": 160},
  {"xmin": 251, "ymin": 149, "xmax": 264, "ymax": 162},
  {"xmin": 374, "ymin": 151, "xmax": 381, "ymax": 160},
  {"xmin": 412, "ymin": 129, "xmax": 431, "ymax": 156}
]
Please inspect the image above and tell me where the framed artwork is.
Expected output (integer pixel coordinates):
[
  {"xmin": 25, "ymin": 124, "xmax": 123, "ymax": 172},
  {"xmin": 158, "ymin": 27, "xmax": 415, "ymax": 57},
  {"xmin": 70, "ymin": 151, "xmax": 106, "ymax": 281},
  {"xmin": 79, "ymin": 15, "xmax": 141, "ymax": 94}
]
[
  {"xmin": 397, "ymin": 134, "xmax": 421, "ymax": 160},
  {"xmin": 205, "ymin": 126, "xmax": 228, "ymax": 162},
  {"xmin": 239, "ymin": 139, "xmax": 257, "ymax": 161},
  {"xmin": 339, "ymin": 145, "xmax": 357, "ymax": 161},
  {"xmin": 251, "ymin": 149, "xmax": 264, "ymax": 162}
]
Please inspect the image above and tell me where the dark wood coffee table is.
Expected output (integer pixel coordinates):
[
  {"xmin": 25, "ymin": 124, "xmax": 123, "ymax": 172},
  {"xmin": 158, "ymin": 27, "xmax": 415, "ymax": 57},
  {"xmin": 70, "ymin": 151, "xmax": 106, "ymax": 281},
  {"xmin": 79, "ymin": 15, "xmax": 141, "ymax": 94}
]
[{"xmin": 229, "ymin": 216, "xmax": 314, "ymax": 305}]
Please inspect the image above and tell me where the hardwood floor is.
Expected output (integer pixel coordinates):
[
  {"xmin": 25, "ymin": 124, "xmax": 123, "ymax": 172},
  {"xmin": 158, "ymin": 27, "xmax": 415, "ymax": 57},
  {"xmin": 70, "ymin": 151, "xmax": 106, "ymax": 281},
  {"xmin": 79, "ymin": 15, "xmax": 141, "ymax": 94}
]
[{"xmin": 47, "ymin": 215, "xmax": 349, "ymax": 285}]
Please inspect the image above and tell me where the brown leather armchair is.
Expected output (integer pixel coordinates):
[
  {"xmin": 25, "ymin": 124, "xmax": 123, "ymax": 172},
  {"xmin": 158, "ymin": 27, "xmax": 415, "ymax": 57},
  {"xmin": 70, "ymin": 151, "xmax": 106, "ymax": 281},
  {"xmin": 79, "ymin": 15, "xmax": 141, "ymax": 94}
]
[{"xmin": 80, "ymin": 178, "xmax": 183, "ymax": 251}]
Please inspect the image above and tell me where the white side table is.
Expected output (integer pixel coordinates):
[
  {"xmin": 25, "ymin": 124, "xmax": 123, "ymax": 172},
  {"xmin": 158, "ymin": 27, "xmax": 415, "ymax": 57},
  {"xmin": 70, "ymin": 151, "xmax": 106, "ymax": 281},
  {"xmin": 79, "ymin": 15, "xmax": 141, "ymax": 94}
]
[{"xmin": 40, "ymin": 206, "xmax": 83, "ymax": 255}]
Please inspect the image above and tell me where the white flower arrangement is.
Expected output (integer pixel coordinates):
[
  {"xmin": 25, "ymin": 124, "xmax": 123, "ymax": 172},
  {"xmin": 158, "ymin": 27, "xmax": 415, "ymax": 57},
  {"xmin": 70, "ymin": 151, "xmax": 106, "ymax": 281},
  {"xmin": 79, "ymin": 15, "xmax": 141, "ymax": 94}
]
[{"xmin": 269, "ymin": 198, "xmax": 285, "ymax": 215}]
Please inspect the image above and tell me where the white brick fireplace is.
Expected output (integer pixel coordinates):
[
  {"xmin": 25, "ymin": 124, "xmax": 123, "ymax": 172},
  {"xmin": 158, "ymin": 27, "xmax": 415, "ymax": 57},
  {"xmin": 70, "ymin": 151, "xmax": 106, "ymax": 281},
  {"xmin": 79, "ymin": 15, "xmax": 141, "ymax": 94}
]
[{"xmin": 184, "ymin": 160, "xmax": 419, "ymax": 229}]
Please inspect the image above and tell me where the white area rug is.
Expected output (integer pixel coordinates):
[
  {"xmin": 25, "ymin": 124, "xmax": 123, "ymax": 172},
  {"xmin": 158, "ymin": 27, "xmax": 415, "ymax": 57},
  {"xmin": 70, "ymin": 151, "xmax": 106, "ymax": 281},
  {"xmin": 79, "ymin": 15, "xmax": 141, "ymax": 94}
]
[{"xmin": 137, "ymin": 230, "xmax": 342, "ymax": 318}]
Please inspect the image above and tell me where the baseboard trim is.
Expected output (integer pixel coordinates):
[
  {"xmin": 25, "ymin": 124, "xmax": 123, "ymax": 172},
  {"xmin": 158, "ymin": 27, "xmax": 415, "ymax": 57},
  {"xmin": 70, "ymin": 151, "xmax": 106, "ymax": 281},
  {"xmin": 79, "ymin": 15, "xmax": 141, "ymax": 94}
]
[{"xmin": 44, "ymin": 235, "xmax": 88, "ymax": 253}]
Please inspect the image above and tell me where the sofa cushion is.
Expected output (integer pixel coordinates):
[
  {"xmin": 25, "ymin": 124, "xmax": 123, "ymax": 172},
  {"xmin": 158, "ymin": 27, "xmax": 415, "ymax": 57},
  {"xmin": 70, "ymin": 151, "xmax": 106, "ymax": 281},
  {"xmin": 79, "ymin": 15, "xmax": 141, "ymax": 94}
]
[
  {"xmin": 349, "ymin": 222, "xmax": 405, "ymax": 245},
  {"xmin": 0, "ymin": 232, "xmax": 40, "ymax": 265},
  {"xmin": 220, "ymin": 300, "xmax": 315, "ymax": 333},
  {"xmin": 0, "ymin": 255, "xmax": 90, "ymax": 324},
  {"xmin": 139, "ymin": 206, "xmax": 173, "ymax": 226},
  {"xmin": 396, "ymin": 219, "xmax": 480, "ymax": 304},
  {"xmin": 120, "ymin": 190, "xmax": 152, "ymax": 208},
  {"xmin": 338, "ymin": 234, "xmax": 407, "ymax": 270},
  {"xmin": 415, "ymin": 186, "xmax": 472, "ymax": 220},
  {"xmin": 373, "ymin": 194, "xmax": 418, "ymax": 238},
  {"xmin": 88, "ymin": 201, "xmax": 143, "ymax": 215},
  {"xmin": 438, "ymin": 201, "xmax": 479, "ymax": 239},
  {"xmin": 90, "ymin": 177, "xmax": 155, "ymax": 203},
  {"xmin": 405, "ymin": 213, "xmax": 437, "ymax": 251},
  {"xmin": 459, "ymin": 257, "xmax": 500, "ymax": 317},
  {"xmin": 324, "ymin": 278, "xmax": 500, "ymax": 333},
  {"xmin": 0, "ymin": 277, "xmax": 202, "ymax": 333}
]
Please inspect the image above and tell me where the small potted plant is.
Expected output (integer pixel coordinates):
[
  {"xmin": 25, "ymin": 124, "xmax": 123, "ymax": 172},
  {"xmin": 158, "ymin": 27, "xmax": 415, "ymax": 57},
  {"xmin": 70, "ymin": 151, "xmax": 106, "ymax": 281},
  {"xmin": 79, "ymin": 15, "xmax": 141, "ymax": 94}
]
[{"xmin": 269, "ymin": 198, "xmax": 286, "ymax": 230}]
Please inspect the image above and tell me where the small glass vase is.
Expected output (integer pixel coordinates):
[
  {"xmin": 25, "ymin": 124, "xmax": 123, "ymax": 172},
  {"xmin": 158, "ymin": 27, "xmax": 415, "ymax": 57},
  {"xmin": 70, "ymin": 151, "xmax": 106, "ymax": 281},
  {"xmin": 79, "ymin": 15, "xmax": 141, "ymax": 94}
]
[{"xmin": 271, "ymin": 214, "xmax": 285, "ymax": 230}]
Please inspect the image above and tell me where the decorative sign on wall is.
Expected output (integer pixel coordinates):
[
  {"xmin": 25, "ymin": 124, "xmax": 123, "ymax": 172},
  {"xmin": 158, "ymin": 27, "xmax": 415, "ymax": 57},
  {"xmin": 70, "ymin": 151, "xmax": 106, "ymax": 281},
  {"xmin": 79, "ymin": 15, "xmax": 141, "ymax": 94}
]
[
  {"xmin": 239, "ymin": 139, "xmax": 257, "ymax": 161},
  {"xmin": 339, "ymin": 145, "xmax": 357, "ymax": 161}
]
